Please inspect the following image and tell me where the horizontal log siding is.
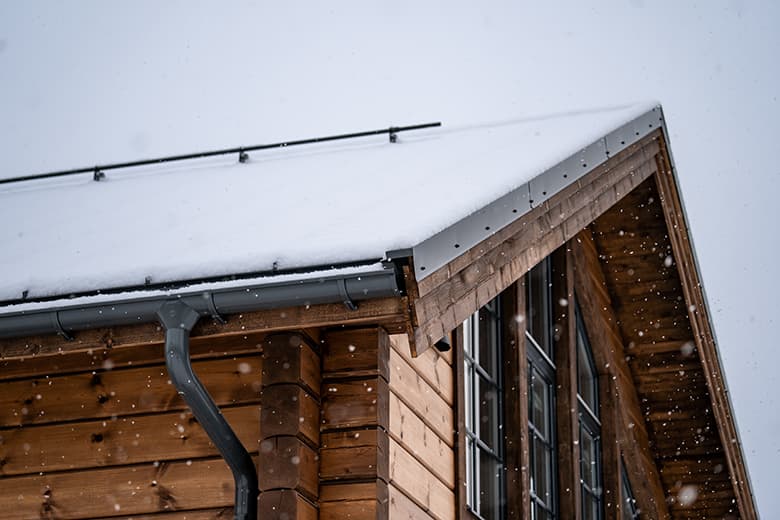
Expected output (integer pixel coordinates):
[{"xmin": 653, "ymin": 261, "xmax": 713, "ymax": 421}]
[
  {"xmin": 0, "ymin": 338, "xmax": 268, "ymax": 518},
  {"xmin": 388, "ymin": 334, "xmax": 455, "ymax": 520},
  {"xmin": 320, "ymin": 327, "xmax": 391, "ymax": 520}
]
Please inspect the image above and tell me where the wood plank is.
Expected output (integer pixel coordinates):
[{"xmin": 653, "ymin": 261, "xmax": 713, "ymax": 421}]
[
  {"xmin": 258, "ymin": 490, "xmax": 319, "ymax": 520},
  {"xmin": 261, "ymin": 333, "xmax": 320, "ymax": 396},
  {"xmin": 388, "ymin": 438, "xmax": 455, "ymax": 520},
  {"xmin": 319, "ymin": 428, "xmax": 388, "ymax": 482},
  {"xmin": 388, "ymin": 483, "xmax": 436, "ymax": 520},
  {"xmin": 320, "ymin": 480, "xmax": 389, "ymax": 520},
  {"xmin": 258, "ymin": 384, "xmax": 319, "ymax": 445},
  {"xmin": 500, "ymin": 283, "xmax": 530, "ymax": 520},
  {"xmin": 388, "ymin": 392, "xmax": 454, "ymax": 488},
  {"xmin": 92, "ymin": 508, "xmax": 235, "ymax": 519},
  {"xmin": 321, "ymin": 377, "xmax": 389, "ymax": 431},
  {"xmin": 322, "ymin": 327, "xmax": 390, "ymax": 381},
  {"xmin": 257, "ymin": 436, "xmax": 318, "ymax": 500},
  {"xmin": 321, "ymin": 499, "xmax": 382, "ymax": 520},
  {"xmin": 0, "ymin": 331, "xmax": 269, "ymax": 383},
  {"xmin": 0, "ymin": 404, "xmax": 260, "ymax": 476},
  {"xmin": 388, "ymin": 334, "xmax": 453, "ymax": 406},
  {"xmin": 0, "ymin": 356, "xmax": 262, "ymax": 427},
  {"xmin": 0, "ymin": 456, "xmax": 250, "ymax": 519},
  {"xmin": 553, "ymin": 248, "xmax": 580, "ymax": 520},
  {"xmin": 387, "ymin": 347, "xmax": 453, "ymax": 446}
]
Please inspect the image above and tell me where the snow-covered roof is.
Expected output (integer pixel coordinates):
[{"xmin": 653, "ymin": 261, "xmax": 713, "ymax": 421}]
[{"xmin": 0, "ymin": 102, "xmax": 657, "ymax": 306}]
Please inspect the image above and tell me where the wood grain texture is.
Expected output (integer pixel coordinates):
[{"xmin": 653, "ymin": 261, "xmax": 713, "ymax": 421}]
[
  {"xmin": 387, "ymin": 347, "xmax": 453, "ymax": 446},
  {"xmin": 0, "ymin": 456, "xmax": 250, "ymax": 519},
  {"xmin": 571, "ymin": 229, "xmax": 671, "ymax": 518},
  {"xmin": 0, "ymin": 404, "xmax": 259, "ymax": 477},
  {"xmin": 320, "ymin": 478, "xmax": 388, "ymax": 520},
  {"xmin": 388, "ymin": 438, "xmax": 455, "ymax": 520},
  {"xmin": 0, "ymin": 356, "xmax": 262, "ymax": 427},
  {"xmin": 552, "ymin": 249, "xmax": 581, "ymax": 520},
  {"xmin": 411, "ymin": 133, "xmax": 661, "ymax": 355}
]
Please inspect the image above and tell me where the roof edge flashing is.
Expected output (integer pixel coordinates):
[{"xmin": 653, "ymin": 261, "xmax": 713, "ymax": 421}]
[{"xmin": 411, "ymin": 105, "xmax": 664, "ymax": 280}]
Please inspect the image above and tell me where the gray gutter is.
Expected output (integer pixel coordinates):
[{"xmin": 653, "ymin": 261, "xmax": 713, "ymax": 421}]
[
  {"xmin": 0, "ymin": 262, "xmax": 400, "ymax": 339},
  {"xmin": 0, "ymin": 262, "xmax": 400, "ymax": 520},
  {"xmin": 158, "ymin": 301, "xmax": 258, "ymax": 520}
]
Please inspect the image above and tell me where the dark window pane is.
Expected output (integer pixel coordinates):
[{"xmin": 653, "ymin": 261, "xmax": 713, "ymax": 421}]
[
  {"xmin": 576, "ymin": 315, "xmax": 598, "ymax": 415},
  {"xmin": 478, "ymin": 305, "xmax": 499, "ymax": 377},
  {"xmin": 583, "ymin": 493, "xmax": 599, "ymax": 520},
  {"xmin": 463, "ymin": 296, "xmax": 504, "ymax": 519},
  {"xmin": 479, "ymin": 450, "xmax": 501, "ymax": 519},
  {"xmin": 478, "ymin": 376, "xmax": 500, "ymax": 450},
  {"xmin": 580, "ymin": 427, "xmax": 597, "ymax": 490},
  {"xmin": 530, "ymin": 367, "xmax": 550, "ymax": 439},
  {"xmin": 534, "ymin": 438, "xmax": 552, "ymax": 507},
  {"xmin": 527, "ymin": 259, "xmax": 552, "ymax": 357}
]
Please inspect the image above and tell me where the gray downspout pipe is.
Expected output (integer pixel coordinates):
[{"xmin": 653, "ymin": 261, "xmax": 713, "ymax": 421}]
[{"xmin": 157, "ymin": 300, "xmax": 258, "ymax": 520}]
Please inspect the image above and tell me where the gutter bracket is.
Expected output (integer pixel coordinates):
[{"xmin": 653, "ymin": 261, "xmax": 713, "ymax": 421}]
[
  {"xmin": 205, "ymin": 292, "xmax": 227, "ymax": 324},
  {"xmin": 157, "ymin": 300, "xmax": 257, "ymax": 520},
  {"xmin": 50, "ymin": 311, "xmax": 74, "ymax": 341},
  {"xmin": 337, "ymin": 278, "xmax": 358, "ymax": 311}
]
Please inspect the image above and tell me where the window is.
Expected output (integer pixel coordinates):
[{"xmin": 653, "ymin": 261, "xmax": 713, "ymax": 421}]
[
  {"xmin": 463, "ymin": 297, "xmax": 504, "ymax": 519},
  {"xmin": 576, "ymin": 304, "xmax": 602, "ymax": 520},
  {"xmin": 621, "ymin": 463, "xmax": 640, "ymax": 520},
  {"xmin": 527, "ymin": 259, "xmax": 557, "ymax": 519}
]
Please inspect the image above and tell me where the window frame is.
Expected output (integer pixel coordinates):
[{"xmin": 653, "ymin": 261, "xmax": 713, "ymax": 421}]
[
  {"xmin": 575, "ymin": 301, "xmax": 603, "ymax": 520},
  {"xmin": 462, "ymin": 298, "xmax": 505, "ymax": 520}
]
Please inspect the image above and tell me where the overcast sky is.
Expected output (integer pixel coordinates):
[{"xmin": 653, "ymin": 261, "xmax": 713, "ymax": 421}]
[{"xmin": 1, "ymin": 1, "xmax": 777, "ymax": 515}]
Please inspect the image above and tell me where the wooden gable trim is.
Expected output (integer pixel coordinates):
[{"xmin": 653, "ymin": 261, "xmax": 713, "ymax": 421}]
[
  {"xmin": 654, "ymin": 144, "xmax": 758, "ymax": 519},
  {"xmin": 408, "ymin": 131, "xmax": 663, "ymax": 356}
]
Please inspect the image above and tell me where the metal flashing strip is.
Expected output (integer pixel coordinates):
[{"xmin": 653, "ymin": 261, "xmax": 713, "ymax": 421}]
[
  {"xmin": 411, "ymin": 106, "xmax": 664, "ymax": 280},
  {"xmin": 0, "ymin": 264, "xmax": 400, "ymax": 339}
]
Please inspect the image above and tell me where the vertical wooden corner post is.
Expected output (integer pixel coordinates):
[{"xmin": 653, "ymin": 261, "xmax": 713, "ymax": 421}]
[
  {"xmin": 258, "ymin": 332, "xmax": 321, "ymax": 520},
  {"xmin": 320, "ymin": 327, "xmax": 391, "ymax": 520}
]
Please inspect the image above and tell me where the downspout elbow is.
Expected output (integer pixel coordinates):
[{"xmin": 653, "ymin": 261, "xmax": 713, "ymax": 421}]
[{"xmin": 157, "ymin": 301, "xmax": 258, "ymax": 520}]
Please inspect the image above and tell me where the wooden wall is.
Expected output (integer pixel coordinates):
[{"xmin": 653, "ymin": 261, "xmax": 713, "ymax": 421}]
[
  {"xmin": 0, "ymin": 333, "xmax": 265, "ymax": 519},
  {"xmin": 319, "ymin": 327, "xmax": 391, "ymax": 520},
  {"xmin": 386, "ymin": 334, "xmax": 455, "ymax": 520}
]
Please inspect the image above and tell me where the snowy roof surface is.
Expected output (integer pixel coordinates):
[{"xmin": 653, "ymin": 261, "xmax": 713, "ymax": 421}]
[{"xmin": 0, "ymin": 103, "xmax": 655, "ymax": 305}]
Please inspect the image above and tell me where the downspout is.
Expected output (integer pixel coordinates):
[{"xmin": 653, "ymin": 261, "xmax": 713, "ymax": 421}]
[{"xmin": 157, "ymin": 300, "xmax": 258, "ymax": 520}]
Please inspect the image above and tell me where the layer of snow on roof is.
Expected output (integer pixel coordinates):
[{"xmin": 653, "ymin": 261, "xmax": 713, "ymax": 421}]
[{"xmin": 0, "ymin": 103, "xmax": 653, "ymax": 303}]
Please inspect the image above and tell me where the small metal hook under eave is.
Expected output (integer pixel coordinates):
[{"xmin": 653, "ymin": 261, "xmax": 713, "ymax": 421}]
[
  {"xmin": 337, "ymin": 279, "xmax": 358, "ymax": 311},
  {"xmin": 50, "ymin": 311, "xmax": 74, "ymax": 341},
  {"xmin": 205, "ymin": 292, "xmax": 227, "ymax": 325}
]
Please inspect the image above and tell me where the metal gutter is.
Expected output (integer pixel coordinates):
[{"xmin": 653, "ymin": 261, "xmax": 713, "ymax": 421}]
[
  {"xmin": 0, "ymin": 262, "xmax": 400, "ymax": 520},
  {"xmin": 158, "ymin": 301, "xmax": 258, "ymax": 520},
  {"xmin": 411, "ymin": 106, "xmax": 665, "ymax": 279},
  {"xmin": 0, "ymin": 263, "xmax": 400, "ymax": 339}
]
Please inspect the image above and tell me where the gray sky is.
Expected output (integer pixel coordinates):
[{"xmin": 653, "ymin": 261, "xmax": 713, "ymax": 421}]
[{"xmin": 1, "ymin": 1, "xmax": 778, "ymax": 514}]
